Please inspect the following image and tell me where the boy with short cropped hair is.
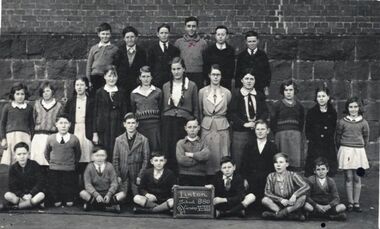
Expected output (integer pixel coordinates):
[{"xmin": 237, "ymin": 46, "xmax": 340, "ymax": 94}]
[
  {"xmin": 206, "ymin": 156, "xmax": 256, "ymax": 218},
  {"xmin": 304, "ymin": 157, "xmax": 347, "ymax": 221},
  {"xmin": 176, "ymin": 118, "xmax": 209, "ymax": 186},
  {"xmin": 174, "ymin": 16, "xmax": 208, "ymax": 90},
  {"xmin": 133, "ymin": 152, "xmax": 177, "ymax": 214},
  {"xmin": 261, "ymin": 153, "xmax": 309, "ymax": 221},
  {"xmin": 148, "ymin": 23, "xmax": 180, "ymax": 88},
  {"xmin": 113, "ymin": 112, "xmax": 150, "ymax": 198},
  {"xmin": 80, "ymin": 145, "xmax": 125, "ymax": 213},
  {"xmin": 44, "ymin": 114, "xmax": 81, "ymax": 207},
  {"xmin": 1, "ymin": 142, "xmax": 45, "ymax": 210},
  {"xmin": 203, "ymin": 25, "xmax": 235, "ymax": 90},
  {"xmin": 86, "ymin": 22, "xmax": 118, "ymax": 92}
]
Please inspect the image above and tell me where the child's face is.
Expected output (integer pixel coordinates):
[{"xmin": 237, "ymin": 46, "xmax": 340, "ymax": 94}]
[
  {"xmin": 241, "ymin": 73, "xmax": 255, "ymax": 90},
  {"xmin": 42, "ymin": 87, "xmax": 53, "ymax": 101},
  {"xmin": 75, "ymin": 79, "xmax": 87, "ymax": 96},
  {"xmin": 246, "ymin": 36, "xmax": 259, "ymax": 50},
  {"xmin": 157, "ymin": 27, "xmax": 170, "ymax": 43},
  {"xmin": 104, "ymin": 70, "xmax": 118, "ymax": 86},
  {"xmin": 55, "ymin": 118, "xmax": 70, "ymax": 134},
  {"xmin": 283, "ymin": 85, "xmax": 295, "ymax": 100},
  {"xmin": 221, "ymin": 162, "xmax": 235, "ymax": 177},
  {"xmin": 255, "ymin": 123, "xmax": 269, "ymax": 140},
  {"xmin": 348, "ymin": 102, "xmax": 359, "ymax": 117},
  {"xmin": 14, "ymin": 147, "xmax": 29, "ymax": 166},
  {"xmin": 185, "ymin": 21, "xmax": 198, "ymax": 37},
  {"xmin": 14, "ymin": 89, "xmax": 26, "ymax": 104},
  {"xmin": 150, "ymin": 156, "xmax": 166, "ymax": 170},
  {"xmin": 124, "ymin": 32, "xmax": 137, "ymax": 47},
  {"xmin": 123, "ymin": 118, "xmax": 138, "ymax": 134},
  {"xmin": 98, "ymin": 30, "xmax": 111, "ymax": 44},
  {"xmin": 274, "ymin": 156, "xmax": 288, "ymax": 173},
  {"xmin": 314, "ymin": 164, "xmax": 329, "ymax": 179},
  {"xmin": 184, "ymin": 120, "xmax": 200, "ymax": 138},
  {"xmin": 93, "ymin": 150, "xmax": 107, "ymax": 164},
  {"xmin": 209, "ymin": 69, "xmax": 222, "ymax": 86},
  {"xmin": 215, "ymin": 28, "xmax": 227, "ymax": 44},
  {"xmin": 139, "ymin": 72, "xmax": 152, "ymax": 87},
  {"xmin": 316, "ymin": 91, "xmax": 329, "ymax": 107},
  {"xmin": 171, "ymin": 63, "xmax": 185, "ymax": 80}
]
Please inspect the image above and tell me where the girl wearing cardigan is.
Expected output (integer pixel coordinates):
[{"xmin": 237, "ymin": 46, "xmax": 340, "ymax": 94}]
[{"xmin": 161, "ymin": 57, "xmax": 199, "ymax": 173}]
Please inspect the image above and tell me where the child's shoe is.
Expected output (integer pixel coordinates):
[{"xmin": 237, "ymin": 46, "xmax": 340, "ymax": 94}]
[
  {"xmin": 346, "ymin": 203, "xmax": 354, "ymax": 212},
  {"xmin": 329, "ymin": 212, "xmax": 347, "ymax": 221},
  {"xmin": 238, "ymin": 209, "xmax": 246, "ymax": 218},
  {"xmin": 262, "ymin": 211, "xmax": 276, "ymax": 219},
  {"xmin": 54, "ymin": 202, "xmax": 62, "ymax": 207},
  {"xmin": 113, "ymin": 204, "xmax": 121, "ymax": 213},
  {"xmin": 133, "ymin": 206, "xmax": 152, "ymax": 214},
  {"xmin": 83, "ymin": 203, "xmax": 91, "ymax": 211},
  {"xmin": 353, "ymin": 203, "xmax": 362, "ymax": 212},
  {"xmin": 38, "ymin": 202, "xmax": 45, "ymax": 209},
  {"xmin": 66, "ymin": 202, "xmax": 74, "ymax": 207}
]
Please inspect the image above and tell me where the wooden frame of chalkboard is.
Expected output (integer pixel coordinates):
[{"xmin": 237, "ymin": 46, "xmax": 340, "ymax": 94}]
[{"xmin": 173, "ymin": 185, "xmax": 215, "ymax": 219}]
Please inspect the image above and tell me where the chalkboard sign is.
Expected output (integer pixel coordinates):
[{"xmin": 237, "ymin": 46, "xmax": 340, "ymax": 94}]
[{"xmin": 173, "ymin": 185, "xmax": 214, "ymax": 219}]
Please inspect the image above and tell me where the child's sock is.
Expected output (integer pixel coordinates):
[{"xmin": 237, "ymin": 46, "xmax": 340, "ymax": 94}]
[
  {"xmin": 345, "ymin": 182, "xmax": 354, "ymax": 204},
  {"xmin": 353, "ymin": 182, "xmax": 362, "ymax": 204},
  {"xmin": 144, "ymin": 198, "xmax": 157, "ymax": 208},
  {"xmin": 152, "ymin": 201, "xmax": 170, "ymax": 213},
  {"xmin": 18, "ymin": 199, "xmax": 33, "ymax": 209}
]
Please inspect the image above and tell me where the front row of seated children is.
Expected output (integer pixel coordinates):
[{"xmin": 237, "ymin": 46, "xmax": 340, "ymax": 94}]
[{"xmin": 0, "ymin": 117, "xmax": 348, "ymax": 221}]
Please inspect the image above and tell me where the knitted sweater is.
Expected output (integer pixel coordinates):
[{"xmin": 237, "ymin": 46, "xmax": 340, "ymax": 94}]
[
  {"xmin": 86, "ymin": 43, "xmax": 119, "ymax": 77},
  {"xmin": 8, "ymin": 159, "xmax": 44, "ymax": 196},
  {"xmin": 0, "ymin": 103, "xmax": 34, "ymax": 139},
  {"xmin": 336, "ymin": 116, "xmax": 369, "ymax": 148},
  {"xmin": 139, "ymin": 168, "xmax": 177, "ymax": 200},
  {"xmin": 306, "ymin": 175, "xmax": 340, "ymax": 207},
  {"xmin": 174, "ymin": 34, "xmax": 208, "ymax": 73},
  {"xmin": 44, "ymin": 133, "xmax": 81, "ymax": 171},
  {"xmin": 83, "ymin": 162, "xmax": 118, "ymax": 198},
  {"xmin": 271, "ymin": 99, "xmax": 305, "ymax": 133},
  {"xmin": 130, "ymin": 87, "xmax": 162, "ymax": 121},
  {"xmin": 176, "ymin": 137, "xmax": 210, "ymax": 176},
  {"xmin": 33, "ymin": 99, "xmax": 63, "ymax": 134},
  {"xmin": 203, "ymin": 43, "xmax": 236, "ymax": 80}
]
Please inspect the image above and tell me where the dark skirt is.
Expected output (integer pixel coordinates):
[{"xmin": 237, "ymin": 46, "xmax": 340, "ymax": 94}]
[
  {"xmin": 305, "ymin": 141, "xmax": 338, "ymax": 177},
  {"xmin": 138, "ymin": 119, "xmax": 161, "ymax": 152},
  {"xmin": 161, "ymin": 116, "xmax": 187, "ymax": 174},
  {"xmin": 98, "ymin": 110, "xmax": 123, "ymax": 162}
]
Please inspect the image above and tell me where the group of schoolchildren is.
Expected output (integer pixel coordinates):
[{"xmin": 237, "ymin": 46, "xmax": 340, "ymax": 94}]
[{"xmin": 0, "ymin": 16, "xmax": 371, "ymax": 222}]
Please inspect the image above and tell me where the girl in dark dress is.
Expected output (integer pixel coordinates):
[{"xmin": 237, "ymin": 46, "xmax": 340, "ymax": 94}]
[{"xmin": 304, "ymin": 85, "xmax": 337, "ymax": 177}]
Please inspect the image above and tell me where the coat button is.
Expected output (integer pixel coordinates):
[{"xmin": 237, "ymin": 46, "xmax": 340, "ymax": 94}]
[
  {"xmin": 324, "ymin": 126, "xmax": 328, "ymax": 129},
  {"xmin": 320, "ymin": 134, "xmax": 324, "ymax": 138}
]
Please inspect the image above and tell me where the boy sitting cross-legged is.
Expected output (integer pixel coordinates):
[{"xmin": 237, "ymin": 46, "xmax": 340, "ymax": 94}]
[
  {"xmin": 80, "ymin": 145, "xmax": 126, "ymax": 213},
  {"xmin": 206, "ymin": 156, "xmax": 256, "ymax": 218},
  {"xmin": 304, "ymin": 157, "xmax": 347, "ymax": 221},
  {"xmin": 133, "ymin": 152, "xmax": 177, "ymax": 214},
  {"xmin": 261, "ymin": 152, "xmax": 310, "ymax": 221}
]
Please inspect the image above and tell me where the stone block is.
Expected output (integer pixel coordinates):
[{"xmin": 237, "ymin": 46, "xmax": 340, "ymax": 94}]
[
  {"xmin": 294, "ymin": 61, "xmax": 313, "ymax": 80},
  {"xmin": 270, "ymin": 60, "xmax": 293, "ymax": 82},
  {"xmin": 365, "ymin": 101, "xmax": 380, "ymax": 121},
  {"xmin": 77, "ymin": 60, "xmax": 87, "ymax": 76},
  {"xmin": 267, "ymin": 81, "xmax": 282, "ymax": 100},
  {"xmin": 35, "ymin": 60, "xmax": 47, "ymax": 79},
  {"xmin": 10, "ymin": 38, "xmax": 27, "ymax": 58},
  {"xmin": 43, "ymin": 36, "xmax": 88, "ymax": 59},
  {"xmin": 334, "ymin": 61, "xmax": 370, "ymax": 81},
  {"xmin": 352, "ymin": 81, "xmax": 368, "ymax": 100},
  {"xmin": 298, "ymin": 39, "xmax": 355, "ymax": 61},
  {"xmin": 368, "ymin": 81, "xmax": 380, "ymax": 100},
  {"xmin": 366, "ymin": 142, "xmax": 379, "ymax": 165},
  {"xmin": 12, "ymin": 61, "xmax": 35, "ymax": 79},
  {"xmin": 0, "ymin": 39, "xmax": 12, "ymax": 58},
  {"xmin": 370, "ymin": 61, "xmax": 380, "ymax": 80},
  {"xmin": 267, "ymin": 38, "xmax": 297, "ymax": 59},
  {"xmin": 26, "ymin": 38, "xmax": 46, "ymax": 58},
  {"xmin": 297, "ymin": 80, "xmax": 318, "ymax": 101},
  {"xmin": 0, "ymin": 60, "xmax": 12, "ymax": 80},
  {"xmin": 367, "ymin": 121, "xmax": 379, "ymax": 142},
  {"xmin": 47, "ymin": 60, "xmax": 77, "ymax": 80},
  {"xmin": 328, "ymin": 80, "xmax": 351, "ymax": 100},
  {"xmin": 356, "ymin": 38, "xmax": 380, "ymax": 60},
  {"xmin": 314, "ymin": 61, "xmax": 335, "ymax": 80},
  {"xmin": 0, "ymin": 80, "xmax": 20, "ymax": 100}
]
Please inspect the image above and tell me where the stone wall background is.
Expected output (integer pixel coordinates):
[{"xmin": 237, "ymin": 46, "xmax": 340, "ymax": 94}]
[{"xmin": 0, "ymin": 0, "xmax": 379, "ymax": 165}]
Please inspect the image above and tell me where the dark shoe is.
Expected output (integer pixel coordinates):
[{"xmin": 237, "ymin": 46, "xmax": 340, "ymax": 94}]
[
  {"xmin": 83, "ymin": 203, "xmax": 91, "ymax": 211},
  {"xmin": 329, "ymin": 212, "xmax": 347, "ymax": 221},
  {"xmin": 215, "ymin": 210, "xmax": 221, "ymax": 219},
  {"xmin": 133, "ymin": 206, "xmax": 152, "ymax": 214},
  {"xmin": 353, "ymin": 203, "xmax": 362, "ymax": 212},
  {"xmin": 238, "ymin": 209, "xmax": 246, "ymax": 218},
  {"xmin": 298, "ymin": 212, "xmax": 306, "ymax": 222},
  {"xmin": 347, "ymin": 203, "xmax": 354, "ymax": 212},
  {"xmin": 262, "ymin": 211, "xmax": 276, "ymax": 219},
  {"xmin": 113, "ymin": 204, "xmax": 121, "ymax": 213},
  {"xmin": 39, "ymin": 202, "xmax": 45, "ymax": 209}
]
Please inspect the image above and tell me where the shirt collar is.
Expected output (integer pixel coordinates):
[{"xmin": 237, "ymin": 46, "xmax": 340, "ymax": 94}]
[
  {"xmin": 345, "ymin": 115, "xmax": 363, "ymax": 122},
  {"xmin": 11, "ymin": 102, "xmax": 27, "ymax": 109},
  {"xmin": 56, "ymin": 133, "xmax": 70, "ymax": 143},
  {"xmin": 240, "ymin": 87, "xmax": 257, "ymax": 96},
  {"xmin": 132, "ymin": 85, "xmax": 156, "ymax": 96},
  {"xmin": 223, "ymin": 174, "xmax": 233, "ymax": 180},
  {"xmin": 41, "ymin": 99, "xmax": 57, "ymax": 109},
  {"xmin": 216, "ymin": 43, "xmax": 226, "ymax": 50},
  {"xmin": 248, "ymin": 48, "xmax": 258, "ymax": 54},
  {"xmin": 104, "ymin": 85, "xmax": 118, "ymax": 93},
  {"xmin": 127, "ymin": 45, "xmax": 136, "ymax": 53},
  {"xmin": 186, "ymin": 136, "xmax": 200, "ymax": 142},
  {"xmin": 98, "ymin": 42, "xmax": 111, "ymax": 47}
]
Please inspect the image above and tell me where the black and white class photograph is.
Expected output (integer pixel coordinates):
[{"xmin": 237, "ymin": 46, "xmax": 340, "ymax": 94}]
[{"xmin": 0, "ymin": 0, "xmax": 378, "ymax": 228}]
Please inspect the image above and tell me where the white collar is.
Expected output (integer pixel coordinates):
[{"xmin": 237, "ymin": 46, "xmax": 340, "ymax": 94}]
[
  {"xmin": 240, "ymin": 87, "xmax": 257, "ymax": 96},
  {"xmin": 127, "ymin": 45, "xmax": 136, "ymax": 53},
  {"xmin": 11, "ymin": 102, "xmax": 27, "ymax": 109},
  {"xmin": 173, "ymin": 77, "xmax": 189, "ymax": 90},
  {"xmin": 216, "ymin": 43, "xmax": 226, "ymax": 50},
  {"xmin": 41, "ymin": 99, "xmax": 56, "ymax": 109},
  {"xmin": 318, "ymin": 177, "xmax": 326, "ymax": 186},
  {"xmin": 98, "ymin": 42, "xmax": 111, "ymax": 47},
  {"xmin": 104, "ymin": 85, "xmax": 118, "ymax": 93},
  {"xmin": 345, "ymin": 115, "xmax": 363, "ymax": 122},
  {"xmin": 248, "ymin": 48, "xmax": 258, "ymax": 54},
  {"xmin": 186, "ymin": 136, "xmax": 199, "ymax": 142},
  {"xmin": 132, "ymin": 85, "xmax": 156, "ymax": 97},
  {"xmin": 223, "ymin": 174, "xmax": 233, "ymax": 180},
  {"xmin": 56, "ymin": 133, "xmax": 70, "ymax": 143}
]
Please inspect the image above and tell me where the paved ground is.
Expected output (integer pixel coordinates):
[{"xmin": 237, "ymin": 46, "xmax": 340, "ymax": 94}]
[{"xmin": 0, "ymin": 165, "xmax": 378, "ymax": 229}]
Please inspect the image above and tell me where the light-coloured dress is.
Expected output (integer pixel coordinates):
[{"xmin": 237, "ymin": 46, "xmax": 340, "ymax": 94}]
[
  {"xmin": 74, "ymin": 97, "xmax": 93, "ymax": 163},
  {"xmin": 199, "ymin": 85, "xmax": 231, "ymax": 175}
]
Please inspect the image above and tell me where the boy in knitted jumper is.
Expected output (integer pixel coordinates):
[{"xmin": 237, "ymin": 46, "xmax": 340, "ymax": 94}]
[{"xmin": 80, "ymin": 146, "xmax": 126, "ymax": 213}]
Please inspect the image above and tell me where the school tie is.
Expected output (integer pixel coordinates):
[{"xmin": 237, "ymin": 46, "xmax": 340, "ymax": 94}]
[
  {"xmin": 249, "ymin": 49, "xmax": 253, "ymax": 56},
  {"xmin": 225, "ymin": 177, "xmax": 231, "ymax": 191},
  {"xmin": 247, "ymin": 95, "xmax": 256, "ymax": 119},
  {"xmin": 163, "ymin": 42, "xmax": 168, "ymax": 53},
  {"xmin": 60, "ymin": 137, "xmax": 65, "ymax": 144}
]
